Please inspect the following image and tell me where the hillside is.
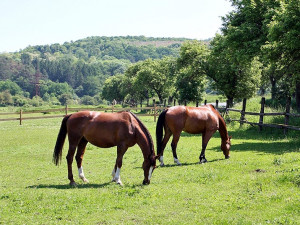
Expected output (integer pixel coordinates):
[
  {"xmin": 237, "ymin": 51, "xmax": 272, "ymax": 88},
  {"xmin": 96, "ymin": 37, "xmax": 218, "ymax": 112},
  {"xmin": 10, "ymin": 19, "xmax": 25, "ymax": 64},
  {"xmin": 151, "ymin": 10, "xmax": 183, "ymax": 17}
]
[{"xmin": 0, "ymin": 36, "xmax": 208, "ymax": 106}]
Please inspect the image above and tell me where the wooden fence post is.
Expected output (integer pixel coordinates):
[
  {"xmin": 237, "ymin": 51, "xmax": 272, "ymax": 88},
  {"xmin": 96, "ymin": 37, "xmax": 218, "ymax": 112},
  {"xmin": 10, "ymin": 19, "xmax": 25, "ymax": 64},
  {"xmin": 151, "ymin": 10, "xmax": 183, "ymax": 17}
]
[
  {"xmin": 19, "ymin": 109, "xmax": 22, "ymax": 125},
  {"xmin": 184, "ymin": 100, "xmax": 187, "ymax": 106},
  {"xmin": 112, "ymin": 104, "xmax": 114, "ymax": 113},
  {"xmin": 284, "ymin": 96, "xmax": 291, "ymax": 135},
  {"xmin": 173, "ymin": 99, "xmax": 176, "ymax": 106},
  {"xmin": 216, "ymin": 100, "xmax": 219, "ymax": 108},
  {"xmin": 154, "ymin": 103, "xmax": 157, "ymax": 122},
  {"xmin": 240, "ymin": 98, "xmax": 247, "ymax": 127},
  {"xmin": 259, "ymin": 97, "xmax": 265, "ymax": 132},
  {"xmin": 153, "ymin": 99, "xmax": 155, "ymax": 107},
  {"xmin": 164, "ymin": 99, "xmax": 166, "ymax": 107},
  {"xmin": 196, "ymin": 101, "xmax": 199, "ymax": 107},
  {"xmin": 204, "ymin": 100, "xmax": 207, "ymax": 105},
  {"xmin": 65, "ymin": 105, "xmax": 68, "ymax": 115}
]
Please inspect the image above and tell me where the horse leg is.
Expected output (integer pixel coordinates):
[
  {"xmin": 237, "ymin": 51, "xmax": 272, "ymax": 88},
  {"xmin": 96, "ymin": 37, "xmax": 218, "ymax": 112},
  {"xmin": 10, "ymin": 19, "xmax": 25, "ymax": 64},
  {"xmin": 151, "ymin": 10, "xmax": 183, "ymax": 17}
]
[
  {"xmin": 199, "ymin": 131, "xmax": 214, "ymax": 163},
  {"xmin": 66, "ymin": 144, "xmax": 77, "ymax": 186},
  {"xmin": 112, "ymin": 144, "xmax": 128, "ymax": 186},
  {"xmin": 171, "ymin": 133, "xmax": 181, "ymax": 165},
  {"xmin": 75, "ymin": 137, "xmax": 89, "ymax": 183},
  {"xmin": 159, "ymin": 128, "xmax": 172, "ymax": 166}
]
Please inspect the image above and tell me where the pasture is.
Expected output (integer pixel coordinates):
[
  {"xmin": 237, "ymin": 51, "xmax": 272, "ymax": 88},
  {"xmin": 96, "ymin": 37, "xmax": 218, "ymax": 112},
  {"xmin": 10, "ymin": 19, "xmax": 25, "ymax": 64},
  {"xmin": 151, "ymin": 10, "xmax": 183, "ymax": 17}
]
[{"xmin": 0, "ymin": 116, "xmax": 299, "ymax": 224}]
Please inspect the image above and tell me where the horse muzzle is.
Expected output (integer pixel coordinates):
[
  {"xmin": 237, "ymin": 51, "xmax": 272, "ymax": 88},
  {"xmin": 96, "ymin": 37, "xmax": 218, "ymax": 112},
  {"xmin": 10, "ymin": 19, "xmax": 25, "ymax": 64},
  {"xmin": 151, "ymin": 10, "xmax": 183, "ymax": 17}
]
[
  {"xmin": 143, "ymin": 180, "xmax": 150, "ymax": 185},
  {"xmin": 225, "ymin": 155, "xmax": 230, "ymax": 159}
]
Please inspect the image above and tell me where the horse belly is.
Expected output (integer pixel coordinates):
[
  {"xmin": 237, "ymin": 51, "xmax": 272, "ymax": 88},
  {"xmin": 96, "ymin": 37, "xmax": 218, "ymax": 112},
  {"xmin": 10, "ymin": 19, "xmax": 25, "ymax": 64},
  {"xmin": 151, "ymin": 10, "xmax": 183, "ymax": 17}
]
[
  {"xmin": 83, "ymin": 124, "xmax": 134, "ymax": 148},
  {"xmin": 182, "ymin": 116, "xmax": 205, "ymax": 134}
]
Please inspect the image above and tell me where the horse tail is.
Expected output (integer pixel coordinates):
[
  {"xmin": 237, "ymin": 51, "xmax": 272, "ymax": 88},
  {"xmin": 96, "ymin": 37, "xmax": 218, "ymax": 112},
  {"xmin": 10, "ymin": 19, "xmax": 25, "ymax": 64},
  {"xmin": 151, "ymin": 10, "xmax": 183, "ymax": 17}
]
[
  {"xmin": 53, "ymin": 114, "xmax": 71, "ymax": 166},
  {"xmin": 156, "ymin": 109, "xmax": 168, "ymax": 156}
]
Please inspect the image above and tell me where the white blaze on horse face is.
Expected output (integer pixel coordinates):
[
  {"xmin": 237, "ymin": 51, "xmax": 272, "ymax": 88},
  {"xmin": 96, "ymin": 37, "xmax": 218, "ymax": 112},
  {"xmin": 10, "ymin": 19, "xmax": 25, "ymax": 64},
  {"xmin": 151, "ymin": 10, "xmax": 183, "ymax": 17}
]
[{"xmin": 148, "ymin": 166, "xmax": 154, "ymax": 180}]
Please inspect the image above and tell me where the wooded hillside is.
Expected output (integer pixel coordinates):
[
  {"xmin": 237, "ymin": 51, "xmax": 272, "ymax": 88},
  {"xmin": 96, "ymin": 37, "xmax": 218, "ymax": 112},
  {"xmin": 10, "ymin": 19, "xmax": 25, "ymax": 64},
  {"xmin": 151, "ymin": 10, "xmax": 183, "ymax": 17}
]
[{"xmin": 0, "ymin": 36, "xmax": 202, "ymax": 106}]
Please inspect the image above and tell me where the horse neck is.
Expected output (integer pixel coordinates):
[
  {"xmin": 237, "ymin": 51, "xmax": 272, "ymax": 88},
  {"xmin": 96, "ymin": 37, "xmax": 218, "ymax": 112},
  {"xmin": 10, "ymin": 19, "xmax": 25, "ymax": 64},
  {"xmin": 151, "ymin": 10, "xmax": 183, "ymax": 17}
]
[
  {"xmin": 130, "ymin": 113, "xmax": 154, "ymax": 158},
  {"xmin": 218, "ymin": 115, "xmax": 229, "ymax": 142},
  {"xmin": 136, "ymin": 129, "xmax": 154, "ymax": 158}
]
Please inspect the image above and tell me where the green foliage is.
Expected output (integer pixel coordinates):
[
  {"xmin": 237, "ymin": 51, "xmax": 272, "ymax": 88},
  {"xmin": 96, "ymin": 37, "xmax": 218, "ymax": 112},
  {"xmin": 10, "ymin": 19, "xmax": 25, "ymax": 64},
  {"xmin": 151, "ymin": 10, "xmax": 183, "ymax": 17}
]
[
  {"xmin": 207, "ymin": 35, "xmax": 262, "ymax": 105},
  {"xmin": 102, "ymin": 75, "xmax": 126, "ymax": 102},
  {"xmin": 0, "ymin": 36, "xmax": 188, "ymax": 106},
  {"xmin": 176, "ymin": 41, "xmax": 208, "ymax": 102}
]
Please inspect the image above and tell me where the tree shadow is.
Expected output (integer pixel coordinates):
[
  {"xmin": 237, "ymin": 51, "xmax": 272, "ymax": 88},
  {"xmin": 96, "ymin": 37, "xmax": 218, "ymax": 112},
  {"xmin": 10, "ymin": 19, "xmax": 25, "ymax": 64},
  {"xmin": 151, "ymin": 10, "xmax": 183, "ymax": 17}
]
[
  {"xmin": 210, "ymin": 138, "xmax": 299, "ymax": 155},
  {"xmin": 26, "ymin": 182, "xmax": 112, "ymax": 189}
]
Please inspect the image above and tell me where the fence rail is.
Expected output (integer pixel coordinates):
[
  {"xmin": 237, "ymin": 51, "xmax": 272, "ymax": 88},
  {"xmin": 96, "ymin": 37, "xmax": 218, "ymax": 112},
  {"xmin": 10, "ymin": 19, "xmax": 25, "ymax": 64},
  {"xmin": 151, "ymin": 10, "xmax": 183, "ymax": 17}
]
[
  {"xmin": 0, "ymin": 104, "xmax": 170, "ymax": 125},
  {"xmin": 1, "ymin": 97, "xmax": 299, "ymax": 134},
  {"xmin": 224, "ymin": 97, "xmax": 300, "ymax": 133}
]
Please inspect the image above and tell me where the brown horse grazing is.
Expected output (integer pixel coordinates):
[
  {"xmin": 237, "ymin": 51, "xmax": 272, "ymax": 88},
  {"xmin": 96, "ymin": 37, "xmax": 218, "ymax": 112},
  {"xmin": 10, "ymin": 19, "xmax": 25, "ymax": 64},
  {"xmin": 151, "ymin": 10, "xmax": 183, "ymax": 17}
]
[
  {"xmin": 156, "ymin": 105, "xmax": 231, "ymax": 166},
  {"xmin": 53, "ymin": 111, "xmax": 157, "ymax": 186}
]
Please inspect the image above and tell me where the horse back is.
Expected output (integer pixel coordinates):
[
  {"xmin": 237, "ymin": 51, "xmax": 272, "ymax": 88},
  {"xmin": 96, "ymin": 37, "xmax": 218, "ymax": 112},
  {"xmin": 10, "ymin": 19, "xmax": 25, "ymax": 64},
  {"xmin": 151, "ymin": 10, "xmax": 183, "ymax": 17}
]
[
  {"xmin": 67, "ymin": 111, "xmax": 136, "ymax": 148},
  {"xmin": 165, "ymin": 105, "xmax": 219, "ymax": 134},
  {"xmin": 185, "ymin": 105, "xmax": 219, "ymax": 133}
]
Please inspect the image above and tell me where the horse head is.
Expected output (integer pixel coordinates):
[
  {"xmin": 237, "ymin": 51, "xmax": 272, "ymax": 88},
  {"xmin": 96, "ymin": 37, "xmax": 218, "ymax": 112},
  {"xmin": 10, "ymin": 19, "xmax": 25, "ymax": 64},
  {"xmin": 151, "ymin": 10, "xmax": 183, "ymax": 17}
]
[
  {"xmin": 221, "ymin": 136, "xmax": 231, "ymax": 159},
  {"xmin": 142, "ymin": 154, "xmax": 158, "ymax": 185}
]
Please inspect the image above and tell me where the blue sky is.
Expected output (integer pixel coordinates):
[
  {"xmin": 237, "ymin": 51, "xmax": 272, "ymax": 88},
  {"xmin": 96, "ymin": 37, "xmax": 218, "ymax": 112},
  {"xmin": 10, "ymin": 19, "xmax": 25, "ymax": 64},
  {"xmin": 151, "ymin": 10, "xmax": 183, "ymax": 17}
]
[{"xmin": 0, "ymin": 0, "xmax": 233, "ymax": 53}]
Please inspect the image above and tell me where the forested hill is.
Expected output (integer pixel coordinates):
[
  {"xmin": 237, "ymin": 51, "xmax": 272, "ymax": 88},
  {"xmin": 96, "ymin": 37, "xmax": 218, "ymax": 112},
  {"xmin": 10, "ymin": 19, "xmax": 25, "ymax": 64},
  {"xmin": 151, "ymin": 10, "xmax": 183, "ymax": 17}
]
[
  {"xmin": 21, "ymin": 36, "xmax": 193, "ymax": 62},
  {"xmin": 0, "ymin": 36, "xmax": 208, "ymax": 105}
]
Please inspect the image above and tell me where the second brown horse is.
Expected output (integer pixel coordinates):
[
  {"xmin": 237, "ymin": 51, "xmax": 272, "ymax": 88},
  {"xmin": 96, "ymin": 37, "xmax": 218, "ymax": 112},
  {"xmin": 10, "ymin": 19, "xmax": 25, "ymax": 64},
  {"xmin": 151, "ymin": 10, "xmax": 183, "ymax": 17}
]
[
  {"xmin": 156, "ymin": 105, "xmax": 231, "ymax": 166},
  {"xmin": 53, "ymin": 111, "xmax": 157, "ymax": 186}
]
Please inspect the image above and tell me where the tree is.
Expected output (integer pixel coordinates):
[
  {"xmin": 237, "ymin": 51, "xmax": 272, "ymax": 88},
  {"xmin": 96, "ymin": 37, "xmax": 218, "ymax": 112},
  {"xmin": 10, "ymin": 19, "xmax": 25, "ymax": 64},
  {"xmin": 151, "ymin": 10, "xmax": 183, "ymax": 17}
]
[
  {"xmin": 102, "ymin": 75, "xmax": 126, "ymax": 102},
  {"xmin": 265, "ymin": 0, "xmax": 300, "ymax": 111},
  {"xmin": 175, "ymin": 41, "xmax": 209, "ymax": 103},
  {"xmin": 207, "ymin": 34, "xmax": 262, "ymax": 106}
]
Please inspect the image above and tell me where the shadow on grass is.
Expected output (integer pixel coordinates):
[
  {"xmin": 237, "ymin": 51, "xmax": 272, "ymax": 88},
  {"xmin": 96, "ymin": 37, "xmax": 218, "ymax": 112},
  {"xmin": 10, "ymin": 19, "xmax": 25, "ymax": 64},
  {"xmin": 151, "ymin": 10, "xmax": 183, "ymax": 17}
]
[
  {"xmin": 210, "ymin": 138, "xmax": 300, "ymax": 155},
  {"xmin": 153, "ymin": 158, "xmax": 225, "ymax": 169},
  {"xmin": 26, "ymin": 182, "xmax": 112, "ymax": 189}
]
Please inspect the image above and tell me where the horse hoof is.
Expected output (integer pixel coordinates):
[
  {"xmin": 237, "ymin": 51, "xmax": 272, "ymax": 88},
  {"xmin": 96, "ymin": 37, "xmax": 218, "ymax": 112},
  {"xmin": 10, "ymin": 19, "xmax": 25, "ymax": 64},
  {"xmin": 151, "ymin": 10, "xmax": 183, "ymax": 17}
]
[
  {"xmin": 69, "ymin": 181, "xmax": 77, "ymax": 187},
  {"xmin": 160, "ymin": 163, "xmax": 165, "ymax": 167},
  {"xmin": 199, "ymin": 158, "xmax": 207, "ymax": 164},
  {"xmin": 117, "ymin": 181, "xmax": 123, "ymax": 186},
  {"xmin": 82, "ymin": 178, "xmax": 89, "ymax": 183}
]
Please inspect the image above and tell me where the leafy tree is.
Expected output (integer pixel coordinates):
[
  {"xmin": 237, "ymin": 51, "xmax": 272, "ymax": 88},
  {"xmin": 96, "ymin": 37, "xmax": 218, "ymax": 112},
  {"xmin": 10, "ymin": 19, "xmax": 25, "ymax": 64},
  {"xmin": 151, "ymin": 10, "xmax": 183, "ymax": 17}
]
[
  {"xmin": 175, "ymin": 41, "xmax": 209, "ymax": 103},
  {"xmin": 0, "ymin": 91, "xmax": 13, "ymax": 106},
  {"xmin": 0, "ymin": 80, "xmax": 23, "ymax": 95},
  {"xmin": 265, "ymin": 0, "xmax": 300, "ymax": 111},
  {"xmin": 207, "ymin": 34, "xmax": 262, "ymax": 106},
  {"xmin": 102, "ymin": 75, "xmax": 126, "ymax": 102}
]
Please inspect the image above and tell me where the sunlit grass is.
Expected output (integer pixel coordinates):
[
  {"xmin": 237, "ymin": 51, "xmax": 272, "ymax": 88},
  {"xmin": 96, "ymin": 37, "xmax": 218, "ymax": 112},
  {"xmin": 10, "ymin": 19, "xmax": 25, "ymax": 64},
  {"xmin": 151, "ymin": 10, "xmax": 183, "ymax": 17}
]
[{"xmin": 0, "ymin": 114, "xmax": 299, "ymax": 224}]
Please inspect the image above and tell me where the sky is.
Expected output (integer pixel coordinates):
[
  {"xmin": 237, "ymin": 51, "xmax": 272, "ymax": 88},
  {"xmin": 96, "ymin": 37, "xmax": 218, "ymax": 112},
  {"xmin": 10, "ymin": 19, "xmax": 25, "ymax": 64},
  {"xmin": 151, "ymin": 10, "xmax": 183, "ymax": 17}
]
[{"xmin": 0, "ymin": 0, "xmax": 233, "ymax": 53}]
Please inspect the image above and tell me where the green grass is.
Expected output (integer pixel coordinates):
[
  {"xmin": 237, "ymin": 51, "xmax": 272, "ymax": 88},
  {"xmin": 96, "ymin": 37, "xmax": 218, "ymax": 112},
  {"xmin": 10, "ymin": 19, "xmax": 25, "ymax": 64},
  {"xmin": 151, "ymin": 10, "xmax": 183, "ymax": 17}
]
[{"xmin": 0, "ymin": 115, "xmax": 300, "ymax": 224}]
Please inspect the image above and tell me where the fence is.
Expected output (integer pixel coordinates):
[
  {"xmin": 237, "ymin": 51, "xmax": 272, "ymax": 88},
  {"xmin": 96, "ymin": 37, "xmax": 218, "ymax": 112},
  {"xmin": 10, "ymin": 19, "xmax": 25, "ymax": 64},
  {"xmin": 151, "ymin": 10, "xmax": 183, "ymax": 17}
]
[
  {"xmin": 224, "ymin": 97, "xmax": 300, "ymax": 134},
  {"xmin": 0, "ymin": 104, "xmax": 167, "ymax": 125},
  {"xmin": 1, "ymin": 97, "xmax": 299, "ymax": 134}
]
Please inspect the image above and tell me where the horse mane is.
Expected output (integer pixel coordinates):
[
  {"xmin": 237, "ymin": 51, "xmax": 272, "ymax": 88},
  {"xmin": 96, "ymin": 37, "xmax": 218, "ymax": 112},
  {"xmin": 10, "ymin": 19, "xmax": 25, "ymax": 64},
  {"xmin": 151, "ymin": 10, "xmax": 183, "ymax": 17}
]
[
  {"xmin": 208, "ymin": 104, "xmax": 229, "ymax": 140},
  {"xmin": 128, "ymin": 112, "xmax": 155, "ymax": 156}
]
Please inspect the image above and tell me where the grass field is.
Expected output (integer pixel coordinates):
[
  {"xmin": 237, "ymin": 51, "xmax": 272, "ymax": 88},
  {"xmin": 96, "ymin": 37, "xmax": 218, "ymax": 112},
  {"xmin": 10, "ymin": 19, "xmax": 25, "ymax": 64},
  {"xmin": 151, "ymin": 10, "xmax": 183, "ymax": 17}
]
[{"xmin": 0, "ymin": 114, "xmax": 300, "ymax": 224}]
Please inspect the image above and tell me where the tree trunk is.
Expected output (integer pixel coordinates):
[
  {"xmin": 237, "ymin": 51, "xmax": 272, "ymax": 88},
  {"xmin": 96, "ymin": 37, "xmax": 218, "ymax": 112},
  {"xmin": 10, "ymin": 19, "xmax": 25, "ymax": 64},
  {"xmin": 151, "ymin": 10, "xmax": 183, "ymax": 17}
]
[
  {"xmin": 227, "ymin": 97, "xmax": 234, "ymax": 108},
  {"xmin": 296, "ymin": 81, "xmax": 300, "ymax": 112}
]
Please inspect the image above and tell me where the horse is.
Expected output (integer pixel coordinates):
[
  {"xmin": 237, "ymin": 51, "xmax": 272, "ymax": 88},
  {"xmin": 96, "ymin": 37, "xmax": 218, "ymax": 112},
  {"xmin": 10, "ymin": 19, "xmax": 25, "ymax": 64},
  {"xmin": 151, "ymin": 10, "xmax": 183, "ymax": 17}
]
[
  {"xmin": 53, "ymin": 111, "xmax": 157, "ymax": 186},
  {"xmin": 156, "ymin": 104, "xmax": 231, "ymax": 166}
]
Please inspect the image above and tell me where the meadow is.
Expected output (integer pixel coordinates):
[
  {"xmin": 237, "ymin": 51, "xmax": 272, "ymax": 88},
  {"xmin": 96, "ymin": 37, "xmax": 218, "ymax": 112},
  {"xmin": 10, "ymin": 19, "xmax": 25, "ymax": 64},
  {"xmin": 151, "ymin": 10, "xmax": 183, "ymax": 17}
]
[{"xmin": 0, "ymin": 110, "xmax": 300, "ymax": 224}]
